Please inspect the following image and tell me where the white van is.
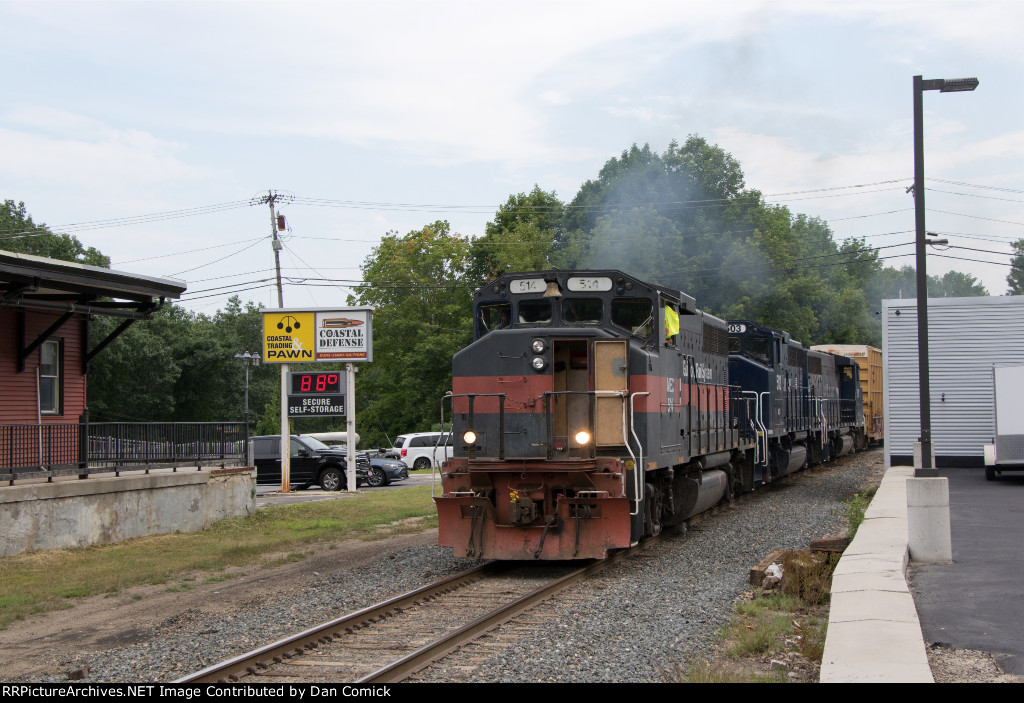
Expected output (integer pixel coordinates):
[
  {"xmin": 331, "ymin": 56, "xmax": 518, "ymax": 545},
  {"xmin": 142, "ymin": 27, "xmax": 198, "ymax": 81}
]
[{"xmin": 391, "ymin": 432, "xmax": 453, "ymax": 470}]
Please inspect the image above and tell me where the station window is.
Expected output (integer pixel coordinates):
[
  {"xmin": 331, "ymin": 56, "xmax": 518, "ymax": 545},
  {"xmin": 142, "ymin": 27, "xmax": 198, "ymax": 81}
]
[
  {"xmin": 561, "ymin": 298, "xmax": 602, "ymax": 324},
  {"xmin": 518, "ymin": 299, "xmax": 552, "ymax": 325},
  {"xmin": 39, "ymin": 339, "xmax": 62, "ymax": 415}
]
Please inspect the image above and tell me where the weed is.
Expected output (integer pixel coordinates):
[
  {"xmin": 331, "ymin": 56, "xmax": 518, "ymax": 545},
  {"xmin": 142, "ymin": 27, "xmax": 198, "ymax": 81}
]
[
  {"xmin": 668, "ymin": 658, "xmax": 750, "ymax": 683},
  {"xmin": 203, "ymin": 574, "xmax": 237, "ymax": 584},
  {"xmin": 780, "ymin": 550, "xmax": 838, "ymax": 605},
  {"xmin": 164, "ymin": 583, "xmax": 194, "ymax": 593},
  {"xmin": 685, "ymin": 548, "xmax": 841, "ymax": 683},
  {"xmin": 842, "ymin": 485, "xmax": 877, "ymax": 538}
]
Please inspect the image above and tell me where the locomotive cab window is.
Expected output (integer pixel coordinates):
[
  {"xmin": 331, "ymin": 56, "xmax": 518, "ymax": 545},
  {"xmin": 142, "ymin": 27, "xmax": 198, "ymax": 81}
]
[
  {"xmin": 561, "ymin": 298, "xmax": 602, "ymax": 324},
  {"xmin": 518, "ymin": 299, "xmax": 552, "ymax": 325},
  {"xmin": 611, "ymin": 299, "xmax": 653, "ymax": 338},
  {"xmin": 477, "ymin": 302, "xmax": 511, "ymax": 337},
  {"xmin": 735, "ymin": 334, "xmax": 771, "ymax": 364}
]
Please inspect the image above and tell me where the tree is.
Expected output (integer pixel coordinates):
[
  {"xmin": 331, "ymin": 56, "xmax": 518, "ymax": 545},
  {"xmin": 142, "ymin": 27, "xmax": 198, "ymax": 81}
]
[
  {"xmin": 1008, "ymin": 239, "xmax": 1024, "ymax": 295},
  {"xmin": 934, "ymin": 270, "xmax": 987, "ymax": 298},
  {"xmin": 469, "ymin": 186, "xmax": 564, "ymax": 282},
  {"xmin": 87, "ymin": 296, "xmax": 279, "ymax": 425},
  {"xmin": 348, "ymin": 221, "xmax": 474, "ymax": 447},
  {"xmin": 0, "ymin": 200, "xmax": 109, "ymax": 266}
]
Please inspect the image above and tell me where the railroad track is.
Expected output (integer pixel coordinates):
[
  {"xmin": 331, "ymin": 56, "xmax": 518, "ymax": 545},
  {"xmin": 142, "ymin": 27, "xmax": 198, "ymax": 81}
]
[
  {"xmin": 177, "ymin": 481, "xmax": 787, "ymax": 685},
  {"xmin": 176, "ymin": 544, "xmax": 649, "ymax": 684}
]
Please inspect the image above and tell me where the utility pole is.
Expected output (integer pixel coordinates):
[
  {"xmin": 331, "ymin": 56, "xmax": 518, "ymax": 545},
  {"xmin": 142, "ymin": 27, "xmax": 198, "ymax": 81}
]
[
  {"xmin": 252, "ymin": 190, "xmax": 291, "ymax": 307},
  {"xmin": 252, "ymin": 190, "xmax": 294, "ymax": 491}
]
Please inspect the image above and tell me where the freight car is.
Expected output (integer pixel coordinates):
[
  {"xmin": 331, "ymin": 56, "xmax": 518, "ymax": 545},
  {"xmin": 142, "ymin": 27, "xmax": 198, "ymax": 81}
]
[{"xmin": 434, "ymin": 270, "xmax": 865, "ymax": 560}]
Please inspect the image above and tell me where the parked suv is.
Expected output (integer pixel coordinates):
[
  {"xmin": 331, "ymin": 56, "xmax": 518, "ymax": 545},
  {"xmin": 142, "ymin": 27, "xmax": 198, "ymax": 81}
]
[
  {"xmin": 251, "ymin": 434, "xmax": 370, "ymax": 490},
  {"xmin": 389, "ymin": 432, "xmax": 454, "ymax": 471}
]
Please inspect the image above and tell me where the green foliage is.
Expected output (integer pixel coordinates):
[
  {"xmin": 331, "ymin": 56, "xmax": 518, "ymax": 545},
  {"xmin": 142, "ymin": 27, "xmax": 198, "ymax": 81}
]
[
  {"xmin": 348, "ymin": 221, "xmax": 474, "ymax": 447},
  {"xmin": 12, "ymin": 131, "xmax": 998, "ymax": 433},
  {"xmin": 470, "ymin": 185, "xmax": 565, "ymax": 281},
  {"xmin": 0, "ymin": 200, "xmax": 109, "ymax": 266},
  {"xmin": 1009, "ymin": 239, "xmax": 1024, "ymax": 295},
  {"xmin": 87, "ymin": 296, "xmax": 278, "ymax": 423},
  {"xmin": 843, "ymin": 486, "xmax": 876, "ymax": 538}
]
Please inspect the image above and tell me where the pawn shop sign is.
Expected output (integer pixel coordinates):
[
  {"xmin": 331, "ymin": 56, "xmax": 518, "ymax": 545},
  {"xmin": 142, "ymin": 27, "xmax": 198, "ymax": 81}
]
[{"xmin": 262, "ymin": 307, "xmax": 373, "ymax": 363}]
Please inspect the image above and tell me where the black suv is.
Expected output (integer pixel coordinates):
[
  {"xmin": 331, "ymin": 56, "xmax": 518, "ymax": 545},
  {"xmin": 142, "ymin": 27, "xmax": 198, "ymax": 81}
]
[{"xmin": 251, "ymin": 434, "xmax": 371, "ymax": 490}]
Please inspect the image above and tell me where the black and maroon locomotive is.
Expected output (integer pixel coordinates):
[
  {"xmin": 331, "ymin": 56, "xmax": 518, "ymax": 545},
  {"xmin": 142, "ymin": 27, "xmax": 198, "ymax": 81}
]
[{"xmin": 434, "ymin": 270, "xmax": 864, "ymax": 560}]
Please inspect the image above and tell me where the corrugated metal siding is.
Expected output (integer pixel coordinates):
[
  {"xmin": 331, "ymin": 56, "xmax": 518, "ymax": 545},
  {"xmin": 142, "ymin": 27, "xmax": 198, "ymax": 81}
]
[{"xmin": 883, "ymin": 296, "xmax": 1024, "ymax": 462}]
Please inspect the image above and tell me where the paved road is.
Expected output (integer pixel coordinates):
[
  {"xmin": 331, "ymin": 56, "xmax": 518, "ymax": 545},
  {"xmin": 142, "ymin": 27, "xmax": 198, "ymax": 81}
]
[{"xmin": 909, "ymin": 467, "xmax": 1024, "ymax": 675}]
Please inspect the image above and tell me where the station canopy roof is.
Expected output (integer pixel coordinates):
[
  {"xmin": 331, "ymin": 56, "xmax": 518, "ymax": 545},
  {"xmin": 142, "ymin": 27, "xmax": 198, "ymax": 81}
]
[{"xmin": 0, "ymin": 248, "xmax": 186, "ymax": 320}]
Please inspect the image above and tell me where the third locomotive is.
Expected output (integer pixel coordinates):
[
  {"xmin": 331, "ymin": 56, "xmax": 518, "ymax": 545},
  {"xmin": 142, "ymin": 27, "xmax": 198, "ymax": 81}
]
[{"xmin": 434, "ymin": 270, "xmax": 866, "ymax": 560}]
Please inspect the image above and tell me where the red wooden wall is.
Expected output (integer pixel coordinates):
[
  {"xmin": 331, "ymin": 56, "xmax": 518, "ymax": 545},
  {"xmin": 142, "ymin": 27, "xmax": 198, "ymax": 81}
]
[{"xmin": 0, "ymin": 307, "xmax": 87, "ymax": 425}]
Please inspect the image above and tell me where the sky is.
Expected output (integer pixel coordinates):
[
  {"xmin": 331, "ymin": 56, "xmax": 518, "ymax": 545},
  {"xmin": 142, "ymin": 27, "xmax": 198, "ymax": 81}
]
[{"xmin": 2, "ymin": 0, "xmax": 1022, "ymax": 315}]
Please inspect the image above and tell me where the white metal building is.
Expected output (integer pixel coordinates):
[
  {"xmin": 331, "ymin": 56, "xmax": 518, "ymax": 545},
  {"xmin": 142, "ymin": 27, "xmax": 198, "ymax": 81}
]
[{"xmin": 883, "ymin": 295, "xmax": 1024, "ymax": 468}]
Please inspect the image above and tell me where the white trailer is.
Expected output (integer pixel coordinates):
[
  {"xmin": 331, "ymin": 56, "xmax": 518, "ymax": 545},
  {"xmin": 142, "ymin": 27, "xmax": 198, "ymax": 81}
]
[{"xmin": 983, "ymin": 364, "xmax": 1024, "ymax": 480}]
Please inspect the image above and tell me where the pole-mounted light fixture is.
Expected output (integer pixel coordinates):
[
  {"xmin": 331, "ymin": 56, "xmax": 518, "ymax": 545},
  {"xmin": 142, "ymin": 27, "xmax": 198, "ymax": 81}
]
[{"xmin": 912, "ymin": 74, "xmax": 978, "ymax": 478}]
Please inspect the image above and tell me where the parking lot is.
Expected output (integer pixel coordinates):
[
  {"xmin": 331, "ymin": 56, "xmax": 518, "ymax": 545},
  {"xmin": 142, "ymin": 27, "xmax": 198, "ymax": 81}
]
[{"xmin": 255, "ymin": 469, "xmax": 436, "ymax": 508}]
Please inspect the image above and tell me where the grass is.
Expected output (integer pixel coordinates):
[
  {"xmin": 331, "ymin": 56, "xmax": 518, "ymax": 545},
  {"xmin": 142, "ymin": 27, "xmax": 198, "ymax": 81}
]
[
  {"xmin": 0, "ymin": 484, "xmax": 438, "ymax": 629},
  {"xmin": 668, "ymin": 551, "xmax": 837, "ymax": 683},
  {"xmin": 842, "ymin": 486, "xmax": 877, "ymax": 538}
]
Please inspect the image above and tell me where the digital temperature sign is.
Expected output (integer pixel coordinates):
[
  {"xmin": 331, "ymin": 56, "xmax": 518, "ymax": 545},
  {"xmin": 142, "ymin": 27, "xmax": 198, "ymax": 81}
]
[{"xmin": 289, "ymin": 372, "xmax": 343, "ymax": 395}]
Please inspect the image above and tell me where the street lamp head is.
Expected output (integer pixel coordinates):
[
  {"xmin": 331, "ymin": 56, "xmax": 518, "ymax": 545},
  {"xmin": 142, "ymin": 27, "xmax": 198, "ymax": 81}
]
[{"xmin": 939, "ymin": 77, "xmax": 979, "ymax": 93}]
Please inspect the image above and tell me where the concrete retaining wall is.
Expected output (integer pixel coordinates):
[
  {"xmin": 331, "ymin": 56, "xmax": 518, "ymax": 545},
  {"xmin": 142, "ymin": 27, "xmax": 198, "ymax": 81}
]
[
  {"xmin": 0, "ymin": 467, "xmax": 255, "ymax": 557},
  {"xmin": 820, "ymin": 466, "xmax": 933, "ymax": 683}
]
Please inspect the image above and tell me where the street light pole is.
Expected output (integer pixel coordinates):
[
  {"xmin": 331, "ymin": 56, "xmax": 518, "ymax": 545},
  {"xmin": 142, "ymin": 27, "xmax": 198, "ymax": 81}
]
[
  {"xmin": 912, "ymin": 75, "xmax": 978, "ymax": 478},
  {"xmin": 234, "ymin": 351, "xmax": 261, "ymax": 464}
]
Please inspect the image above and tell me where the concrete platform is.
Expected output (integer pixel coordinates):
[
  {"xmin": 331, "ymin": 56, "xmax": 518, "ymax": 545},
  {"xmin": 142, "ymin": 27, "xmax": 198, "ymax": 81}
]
[
  {"xmin": 0, "ymin": 465, "xmax": 254, "ymax": 556},
  {"xmin": 821, "ymin": 465, "xmax": 1024, "ymax": 682},
  {"xmin": 821, "ymin": 466, "xmax": 933, "ymax": 682}
]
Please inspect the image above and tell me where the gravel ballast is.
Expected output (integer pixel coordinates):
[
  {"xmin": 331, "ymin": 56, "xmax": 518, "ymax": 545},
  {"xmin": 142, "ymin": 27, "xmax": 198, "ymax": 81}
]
[{"xmin": 10, "ymin": 450, "xmax": 881, "ymax": 683}]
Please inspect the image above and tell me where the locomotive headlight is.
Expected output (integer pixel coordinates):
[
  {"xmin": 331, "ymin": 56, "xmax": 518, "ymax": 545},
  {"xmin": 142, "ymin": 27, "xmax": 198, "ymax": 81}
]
[
  {"xmin": 531, "ymin": 338, "xmax": 545, "ymax": 354},
  {"xmin": 531, "ymin": 356, "xmax": 547, "ymax": 371},
  {"xmin": 574, "ymin": 430, "xmax": 591, "ymax": 445},
  {"xmin": 463, "ymin": 430, "xmax": 477, "ymax": 445}
]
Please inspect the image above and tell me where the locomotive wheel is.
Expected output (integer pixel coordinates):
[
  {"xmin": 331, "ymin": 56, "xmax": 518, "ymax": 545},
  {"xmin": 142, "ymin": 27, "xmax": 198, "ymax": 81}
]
[{"xmin": 644, "ymin": 482, "xmax": 663, "ymax": 538}]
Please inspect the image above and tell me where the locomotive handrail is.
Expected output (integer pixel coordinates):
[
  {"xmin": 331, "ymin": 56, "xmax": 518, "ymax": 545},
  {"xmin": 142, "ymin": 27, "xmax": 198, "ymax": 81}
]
[
  {"xmin": 438, "ymin": 391, "xmax": 507, "ymax": 494},
  {"xmin": 742, "ymin": 391, "xmax": 764, "ymax": 467},
  {"xmin": 816, "ymin": 396, "xmax": 828, "ymax": 456},
  {"xmin": 629, "ymin": 391, "xmax": 649, "ymax": 516}
]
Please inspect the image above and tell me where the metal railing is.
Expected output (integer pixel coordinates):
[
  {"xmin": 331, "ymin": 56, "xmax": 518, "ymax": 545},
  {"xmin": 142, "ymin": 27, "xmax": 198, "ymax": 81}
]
[{"xmin": 1, "ymin": 421, "xmax": 247, "ymax": 484}]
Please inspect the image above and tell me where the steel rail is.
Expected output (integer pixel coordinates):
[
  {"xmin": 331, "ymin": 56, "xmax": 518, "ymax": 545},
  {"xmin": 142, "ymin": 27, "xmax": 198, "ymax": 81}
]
[
  {"xmin": 356, "ymin": 536, "xmax": 655, "ymax": 683},
  {"xmin": 174, "ymin": 562, "xmax": 503, "ymax": 684}
]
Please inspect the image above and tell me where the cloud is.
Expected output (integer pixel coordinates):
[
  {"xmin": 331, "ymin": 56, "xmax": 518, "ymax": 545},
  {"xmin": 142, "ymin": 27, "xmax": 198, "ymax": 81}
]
[{"xmin": 0, "ymin": 109, "xmax": 214, "ymax": 189}]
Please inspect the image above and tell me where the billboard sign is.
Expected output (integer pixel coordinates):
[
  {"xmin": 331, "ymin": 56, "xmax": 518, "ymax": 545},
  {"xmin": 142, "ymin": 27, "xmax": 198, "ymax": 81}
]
[{"xmin": 262, "ymin": 307, "xmax": 373, "ymax": 363}]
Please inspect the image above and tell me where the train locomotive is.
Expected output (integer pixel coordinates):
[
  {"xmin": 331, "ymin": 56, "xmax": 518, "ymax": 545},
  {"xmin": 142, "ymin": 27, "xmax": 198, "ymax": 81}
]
[{"xmin": 434, "ymin": 270, "xmax": 865, "ymax": 560}]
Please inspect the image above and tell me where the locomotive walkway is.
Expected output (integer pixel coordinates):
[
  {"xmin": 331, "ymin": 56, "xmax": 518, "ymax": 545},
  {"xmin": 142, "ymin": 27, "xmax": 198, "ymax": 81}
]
[{"xmin": 821, "ymin": 465, "xmax": 1024, "ymax": 682}]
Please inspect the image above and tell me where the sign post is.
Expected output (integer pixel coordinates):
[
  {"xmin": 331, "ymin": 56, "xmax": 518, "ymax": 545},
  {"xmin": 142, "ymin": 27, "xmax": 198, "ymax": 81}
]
[{"xmin": 262, "ymin": 308, "xmax": 373, "ymax": 492}]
